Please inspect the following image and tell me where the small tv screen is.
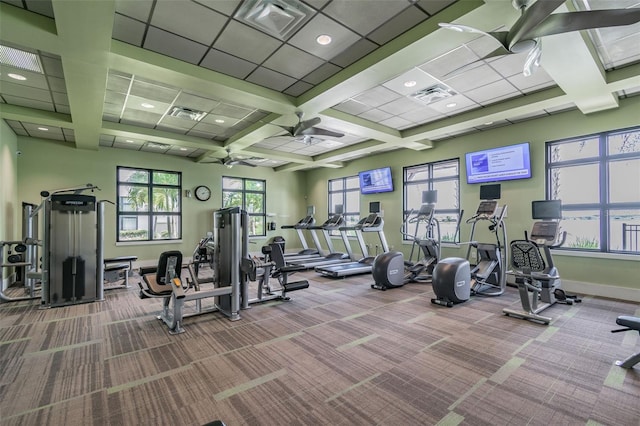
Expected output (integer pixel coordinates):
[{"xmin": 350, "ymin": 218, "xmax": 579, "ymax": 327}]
[
  {"xmin": 359, "ymin": 167, "xmax": 394, "ymax": 195},
  {"xmin": 480, "ymin": 184, "xmax": 501, "ymax": 200},
  {"xmin": 532, "ymin": 200, "xmax": 562, "ymax": 220},
  {"xmin": 465, "ymin": 142, "xmax": 531, "ymax": 184}
]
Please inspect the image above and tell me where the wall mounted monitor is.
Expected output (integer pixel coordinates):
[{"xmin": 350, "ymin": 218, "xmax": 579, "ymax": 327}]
[
  {"xmin": 369, "ymin": 201, "xmax": 381, "ymax": 213},
  {"xmin": 532, "ymin": 200, "xmax": 562, "ymax": 220},
  {"xmin": 359, "ymin": 166, "xmax": 394, "ymax": 195},
  {"xmin": 480, "ymin": 184, "xmax": 501, "ymax": 200},
  {"xmin": 465, "ymin": 142, "xmax": 531, "ymax": 184}
]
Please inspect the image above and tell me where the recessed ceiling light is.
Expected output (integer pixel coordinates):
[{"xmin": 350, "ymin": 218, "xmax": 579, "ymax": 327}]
[
  {"xmin": 37, "ymin": 127, "xmax": 48, "ymax": 131},
  {"xmin": 484, "ymin": 121, "xmax": 494, "ymax": 125},
  {"xmin": 179, "ymin": 147, "xmax": 187, "ymax": 151},
  {"xmin": 125, "ymin": 139, "xmax": 134, "ymax": 143},
  {"xmin": 215, "ymin": 119, "xmax": 225, "ymax": 123},
  {"xmin": 316, "ymin": 34, "xmax": 332, "ymax": 45},
  {"xmin": 8, "ymin": 73, "xmax": 26, "ymax": 81},
  {"xmin": 141, "ymin": 103, "xmax": 155, "ymax": 109},
  {"xmin": 404, "ymin": 80, "xmax": 417, "ymax": 88},
  {"xmin": 446, "ymin": 102, "xmax": 457, "ymax": 108}
]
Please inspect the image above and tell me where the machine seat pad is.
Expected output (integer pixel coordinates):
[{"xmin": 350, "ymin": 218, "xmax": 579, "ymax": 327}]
[
  {"xmin": 530, "ymin": 271, "xmax": 559, "ymax": 280},
  {"xmin": 105, "ymin": 263, "xmax": 129, "ymax": 272},
  {"xmin": 104, "ymin": 256, "xmax": 138, "ymax": 263},
  {"xmin": 143, "ymin": 273, "xmax": 173, "ymax": 296},
  {"xmin": 616, "ymin": 316, "xmax": 640, "ymax": 330}
]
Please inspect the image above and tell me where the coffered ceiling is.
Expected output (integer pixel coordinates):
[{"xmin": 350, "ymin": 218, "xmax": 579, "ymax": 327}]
[{"xmin": 1, "ymin": 0, "xmax": 639, "ymax": 171}]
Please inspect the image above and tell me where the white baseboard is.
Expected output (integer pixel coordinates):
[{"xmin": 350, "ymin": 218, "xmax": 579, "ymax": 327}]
[{"xmin": 562, "ymin": 280, "xmax": 640, "ymax": 303}]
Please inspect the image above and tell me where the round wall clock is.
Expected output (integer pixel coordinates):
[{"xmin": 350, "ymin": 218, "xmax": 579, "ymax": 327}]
[{"xmin": 194, "ymin": 185, "xmax": 211, "ymax": 201}]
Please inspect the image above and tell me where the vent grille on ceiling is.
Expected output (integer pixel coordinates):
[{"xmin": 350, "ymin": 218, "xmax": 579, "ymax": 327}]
[
  {"xmin": 169, "ymin": 106, "xmax": 207, "ymax": 121},
  {"xmin": 236, "ymin": 0, "xmax": 314, "ymax": 39},
  {"xmin": 409, "ymin": 84, "xmax": 457, "ymax": 105},
  {"xmin": 0, "ymin": 45, "xmax": 43, "ymax": 73}
]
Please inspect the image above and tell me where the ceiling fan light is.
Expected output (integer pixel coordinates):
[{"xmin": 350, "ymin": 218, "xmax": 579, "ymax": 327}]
[{"xmin": 316, "ymin": 34, "xmax": 332, "ymax": 45}]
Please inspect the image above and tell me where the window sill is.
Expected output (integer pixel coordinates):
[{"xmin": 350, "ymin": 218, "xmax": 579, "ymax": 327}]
[
  {"xmin": 116, "ymin": 240, "xmax": 183, "ymax": 247},
  {"xmin": 551, "ymin": 249, "xmax": 639, "ymax": 261}
]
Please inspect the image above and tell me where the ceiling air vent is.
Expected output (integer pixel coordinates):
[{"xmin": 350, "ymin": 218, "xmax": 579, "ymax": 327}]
[
  {"xmin": 236, "ymin": 0, "xmax": 314, "ymax": 40},
  {"xmin": 168, "ymin": 106, "xmax": 207, "ymax": 121},
  {"xmin": 409, "ymin": 84, "xmax": 457, "ymax": 105}
]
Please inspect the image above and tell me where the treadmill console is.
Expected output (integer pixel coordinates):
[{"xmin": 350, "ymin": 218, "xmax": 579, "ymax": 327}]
[
  {"xmin": 530, "ymin": 221, "xmax": 559, "ymax": 245},
  {"xmin": 476, "ymin": 200, "xmax": 498, "ymax": 217}
]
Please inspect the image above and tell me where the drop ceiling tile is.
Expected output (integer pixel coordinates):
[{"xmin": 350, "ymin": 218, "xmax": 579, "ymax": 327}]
[
  {"xmin": 353, "ymin": 86, "xmax": 402, "ymax": 108},
  {"xmin": 262, "ymin": 45, "xmax": 325, "ymax": 80},
  {"xmin": 415, "ymin": 0, "xmax": 456, "ymax": 15},
  {"xmin": 398, "ymin": 107, "xmax": 445, "ymax": 124},
  {"xmin": 301, "ymin": 62, "xmax": 341, "ymax": 85},
  {"xmin": 508, "ymin": 69, "xmax": 555, "ymax": 93},
  {"xmin": 186, "ymin": 129, "xmax": 217, "ymax": 139},
  {"xmin": 214, "ymin": 20, "xmax": 282, "ymax": 64},
  {"xmin": 200, "ymin": 48, "xmax": 258, "ymax": 79},
  {"xmin": 115, "ymin": 136, "xmax": 145, "ymax": 146},
  {"xmin": 382, "ymin": 67, "xmax": 439, "ymax": 96},
  {"xmin": 200, "ymin": 114, "xmax": 238, "ymax": 128},
  {"xmin": 40, "ymin": 56, "xmax": 64, "ymax": 78},
  {"xmin": 115, "ymin": 0, "xmax": 153, "ymax": 21},
  {"xmin": 322, "ymin": 0, "xmax": 409, "ymax": 36},
  {"xmin": 99, "ymin": 135, "xmax": 115, "ymax": 147},
  {"xmin": 444, "ymin": 64, "xmax": 503, "ymax": 93},
  {"xmin": 0, "ymin": 81, "xmax": 51, "ymax": 101},
  {"xmin": 144, "ymin": 27, "xmax": 208, "ymax": 65},
  {"xmin": 113, "ymin": 142, "xmax": 143, "ymax": 150},
  {"xmin": 2, "ymin": 95, "xmax": 54, "ymax": 111},
  {"xmin": 157, "ymin": 115, "xmax": 197, "ymax": 131},
  {"xmin": 47, "ymin": 76, "xmax": 66, "ymax": 93},
  {"xmin": 333, "ymin": 99, "xmax": 371, "ymax": 115},
  {"xmin": 56, "ymin": 105, "xmax": 70, "ymax": 114},
  {"xmin": 103, "ymin": 114, "xmax": 120, "ymax": 123},
  {"xmin": 488, "ymin": 54, "xmax": 528, "ymax": 78},
  {"xmin": 22, "ymin": 122, "xmax": 62, "ymax": 135},
  {"xmin": 284, "ymin": 80, "xmax": 314, "ymax": 96},
  {"xmin": 213, "ymin": 102, "xmax": 255, "ymax": 119},
  {"xmin": 358, "ymin": 108, "xmax": 393, "ymax": 122},
  {"xmin": 2, "ymin": 0, "xmax": 23, "ymax": 8},
  {"xmin": 141, "ymin": 143, "xmax": 171, "ymax": 154},
  {"xmin": 244, "ymin": 110, "xmax": 270, "ymax": 123},
  {"xmin": 106, "ymin": 72, "xmax": 131, "ymax": 93},
  {"xmin": 113, "ymin": 14, "xmax": 146, "ymax": 46},
  {"xmin": 23, "ymin": 0, "xmax": 54, "ymax": 18},
  {"xmin": 427, "ymin": 94, "xmax": 477, "ymax": 114},
  {"xmin": 379, "ymin": 116, "xmax": 413, "ymax": 129},
  {"xmin": 246, "ymin": 67, "xmax": 297, "ymax": 92},
  {"xmin": 367, "ymin": 5, "xmax": 428, "ymax": 45},
  {"xmin": 125, "ymin": 94, "xmax": 172, "ymax": 114},
  {"xmin": 130, "ymin": 79, "xmax": 180, "ymax": 104},
  {"xmin": 377, "ymin": 96, "xmax": 422, "ymax": 115},
  {"xmin": 151, "ymin": 1, "xmax": 226, "ymax": 45},
  {"xmin": 173, "ymin": 92, "xmax": 219, "ymax": 112},
  {"xmin": 508, "ymin": 110, "xmax": 549, "ymax": 123},
  {"xmin": 465, "ymin": 79, "xmax": 518, "ymax": 105},
  {"xmin": 545, "ymin": 103, "xmax": 577, "ymax": 114},
  {"xmin": 330, "ymin": 38, "xmax": 378, "ymax": 68},
  {"xmin": 62, "ymin": 128, "xmax": 75, "ymax": 141},
  {"xmin": 302, "ymin": 0, "xmax": 331, "ymax": 10},
  {"xmin": 121, "ymin": 109, "xmax": 163, "ymax": 128},
  {"xmin": 419, "ymin": 45, "xmax": 481, "ymax": 80},
  {"xmin": 5, "ymin": 120, "xmax": 28, "ymax": 135},
  {"xmin": 167, "ymin": 146, "xmax": 195, "ymax": 156},
  {"xmin": 52, "ymin": 92, "xmax": 68, "ymax": 106},
  {"xmin": 195, "ymin": 0, "xmax": 241, "ymax": 16},
  {"xmin": 0, "ymin": 68, "xmax": 48, "ymax": 89},
  {"xmin": 190, "ymin": 121, "xmax": 227, "ymax": 136},
  {"xmin": 104, "ymin": 91, "xmax": 126, "ymax": 107},
  {"xmin": 287, "ymin": 13, "xmax": 360, "ymax": 61}
]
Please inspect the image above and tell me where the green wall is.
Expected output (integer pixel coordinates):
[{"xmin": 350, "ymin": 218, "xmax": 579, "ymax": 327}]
[
  {"xmin": 1, "ymin": 120, "xmax": 18, "ymax": 244},
  {"xmin": 16, "ymin": 138, "xmax": 307, "ymax": 264},
  {"xmin": 306, "ymin": 96, "xmax": 640, "ymax": 293}
]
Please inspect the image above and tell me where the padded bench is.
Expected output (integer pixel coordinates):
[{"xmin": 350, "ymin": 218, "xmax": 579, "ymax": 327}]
[
  {"xmin": 104, "ymin": 256, "xmax": 138, "ymax": 288},
  {"xmin": 612, "ymin": 315, "xmax": 640, "ymax": 369}
]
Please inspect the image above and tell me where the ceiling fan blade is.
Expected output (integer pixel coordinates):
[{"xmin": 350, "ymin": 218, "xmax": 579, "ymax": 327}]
[
  {"xmin": 230, "ymin": 160, "xmax": 256, "ymax": 167},
  {"xmin": 293, "ymin": 117, "xmax": 321, "ymax": 135},
  {"xmin": 277, "ymin": 125, "xmax": 296, "ymax": 136},
  {"xmin": 507, "ymin": 0, "xmax": 565, "ymax": 51},
  {"xmin": 299, "ymin": 127, "xmax": 345, "ymax": 138},
  {"xmin": 525, "ymin": 9, "xmax": 640, "ymax": 40},
  {"xmin": 523, "ymin": 39, "xmax": 542, "ymax": 77}
]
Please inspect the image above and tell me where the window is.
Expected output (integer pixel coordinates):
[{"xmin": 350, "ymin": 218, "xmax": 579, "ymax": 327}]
[
  {"xmin": 328, "ymin": 176, "xmax": 360, "ymax": 236},
  {"xmin": 403, "ymin": 159, "xmax": 460, "ymax": 243},
  {"xmin": 546, "ymin": 126, "xmax": 640, "ymax": 254},
  {"xmin": 222, "ymin": 177, "xmax": 266, "ymax": 237},
  {"xmin": 117, "ymin": 167, "xmax": 182, "ymax": 242}
]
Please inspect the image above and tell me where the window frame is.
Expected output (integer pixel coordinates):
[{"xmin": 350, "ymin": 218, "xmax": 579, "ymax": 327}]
[
  {"xmin": 222, "ymin": 176, "xmax": 267, "ymax": 237},
  {"xmin": 546, "ymin": 125, "xmax": 640, "ymax": 254},
  {"xmin": 403, "ymin": 158, "xmax": 460, "ymax": 244},
  {"xmin": 327, "ymin": 175, "xmax": 360, "ymax": 237},
  {"xmin": 116, "ymin": 166, "xmax": 182, "ymax": 242}
]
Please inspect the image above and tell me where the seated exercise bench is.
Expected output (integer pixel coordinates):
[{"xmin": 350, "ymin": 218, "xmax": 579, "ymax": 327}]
[
  {"xmin": 103, "ymin": 255, "xmax": 138, "ymax": 288},
  {"xmin": 611, "ymin": 316, "xmax": 640, "ymax": 369}
]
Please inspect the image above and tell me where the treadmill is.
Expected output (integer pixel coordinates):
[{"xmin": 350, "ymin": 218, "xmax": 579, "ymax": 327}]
[
  {"xmin": 288, "ymin": 213, "xmax": 352, "ymax": 269},
  {"xmin": 315, "ymin": 207, "xmax": 389, "ymax": 278},
  {"xmin": 277, "ymin": 215, "xmax": 324, "ymax": 261}
]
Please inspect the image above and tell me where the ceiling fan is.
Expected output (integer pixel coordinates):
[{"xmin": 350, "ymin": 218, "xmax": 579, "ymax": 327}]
[
  {"xmin": 211, "ymin": 148, "xmax": 261, "ymax": 168},
  {"xmin": 275, "ymin": 111, "xmax": 345, "ymax": 141},
  {"xmin": 439, "ymin": 0, "xmax": 640, "ymax": 76}
]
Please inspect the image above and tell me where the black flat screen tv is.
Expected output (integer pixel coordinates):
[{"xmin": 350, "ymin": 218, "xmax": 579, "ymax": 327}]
[
  {"xmin": 532, "ymin": 200, "xmax": 562, "ymax": 220},
  {"xmin": 359, "ymin": 167, "xmax": 394, "ymax": 195},
  {"xmin": 465, "ymin": 142, "xmax": 531, "ymax": 184}
]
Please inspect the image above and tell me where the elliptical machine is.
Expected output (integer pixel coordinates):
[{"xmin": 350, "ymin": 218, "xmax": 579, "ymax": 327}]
[
  {"xmin": 372, "ymin": 191, "xmax": 440, "ymax": 290},
  {"xmin": 432, "ymin": 184, "xmax": 508, "ymax": 306},
  {"xmin": 503, "ymin": 200, "xmax": 580, "ymax": 324}
]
